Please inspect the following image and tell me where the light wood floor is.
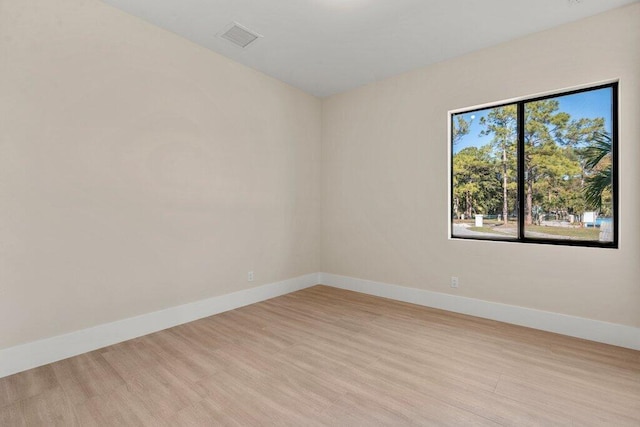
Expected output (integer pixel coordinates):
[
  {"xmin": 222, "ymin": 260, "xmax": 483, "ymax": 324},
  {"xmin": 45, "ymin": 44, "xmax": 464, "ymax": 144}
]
[{"xmin": 1, "ymin": 285, "xmax": 639, "ymax": 426}]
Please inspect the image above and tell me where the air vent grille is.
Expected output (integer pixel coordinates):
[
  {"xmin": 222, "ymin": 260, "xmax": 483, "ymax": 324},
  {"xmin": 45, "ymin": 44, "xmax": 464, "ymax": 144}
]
[{"xmin": 220, "ymin": 23, "xmax": 261, "ymax": 48}]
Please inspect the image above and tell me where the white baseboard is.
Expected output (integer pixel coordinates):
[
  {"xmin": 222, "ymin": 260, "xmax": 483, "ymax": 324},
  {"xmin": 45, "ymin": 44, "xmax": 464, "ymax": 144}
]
[
  {"xmin": 0, "ymin": 273, "xmax": 320, "ymax": 379},
  {"xmin": 3, "ymin": 271, "xmax": 637, "ymax": 379},
  {"xmin": 320, "ymin": 272, "xmax": 640, "ymax": 351}
]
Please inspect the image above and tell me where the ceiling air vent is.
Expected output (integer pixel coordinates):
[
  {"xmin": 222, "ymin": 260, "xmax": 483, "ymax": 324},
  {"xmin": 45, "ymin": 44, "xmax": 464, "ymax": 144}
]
[{"xmin": 219, "ymin": 22, "xmax": 262, "ymax": 48}]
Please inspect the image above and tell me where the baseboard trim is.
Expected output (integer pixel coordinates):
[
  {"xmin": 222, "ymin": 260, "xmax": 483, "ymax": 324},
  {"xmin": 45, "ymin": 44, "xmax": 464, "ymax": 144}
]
[
  {"xmin": 320, "ymin": 272, "xmax": 640, "ymax": 351},
  {"xmin": 3, "ymin": 271, "xmax": 637, "ymax": 378},
  {"xmin": 0, "ymin": 273, "xmax": 319, "ymax": 379}
]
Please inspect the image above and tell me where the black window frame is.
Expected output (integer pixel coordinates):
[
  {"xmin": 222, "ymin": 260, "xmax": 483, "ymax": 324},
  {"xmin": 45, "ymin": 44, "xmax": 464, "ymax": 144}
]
[{"xmin": 450, "ymin": 82, "xmax": 618, "ymax": 249}]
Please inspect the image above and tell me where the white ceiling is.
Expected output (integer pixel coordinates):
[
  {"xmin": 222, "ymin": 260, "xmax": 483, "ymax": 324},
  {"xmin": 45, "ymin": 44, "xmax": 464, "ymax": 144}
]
[{"xmin": 101, "ymin": 0, "xmax": 638, "ymax": 97}]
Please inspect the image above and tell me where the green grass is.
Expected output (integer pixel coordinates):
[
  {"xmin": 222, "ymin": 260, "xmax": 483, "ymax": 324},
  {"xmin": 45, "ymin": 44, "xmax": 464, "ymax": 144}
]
[
  {"xmin": 455, "ymin": 220, "xmax": 504, "ymax": 226},
  {"xmin": 468, "ymin": 226, "xmax": 515, "ymax": 236},
  {"xmin": 458, "ymin": 220, "xmax": 601, "ymax": 240},
  {"xmin": 525, "ymin": 225, "xmax": 600, "ymax": 240}
]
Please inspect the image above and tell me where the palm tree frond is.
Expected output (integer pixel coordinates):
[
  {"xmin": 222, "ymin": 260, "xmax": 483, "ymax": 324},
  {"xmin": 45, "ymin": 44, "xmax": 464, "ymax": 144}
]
[
  {"xmin": 580, "ymin": 131, "xmax": 612, "ymax": 210},
  {"xmin": 582, "ymin": 131, "xmax": 611, "ymax": 170},
  {"xmin": 583, "ymin": 164, "xmax": 612, "ymax": 210}
]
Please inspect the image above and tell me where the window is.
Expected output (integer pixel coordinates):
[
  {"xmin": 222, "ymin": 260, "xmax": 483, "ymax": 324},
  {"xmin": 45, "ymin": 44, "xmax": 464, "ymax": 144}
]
[{"xmin": 450, "ymin": 83, "xmax": 617, "ymax": 248}]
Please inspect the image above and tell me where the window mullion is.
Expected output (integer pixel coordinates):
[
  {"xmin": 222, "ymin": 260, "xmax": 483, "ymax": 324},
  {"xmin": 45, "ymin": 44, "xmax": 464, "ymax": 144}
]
[{"xmin": 517, "ymin": 101, "xmax": 525, "ymax": 241}]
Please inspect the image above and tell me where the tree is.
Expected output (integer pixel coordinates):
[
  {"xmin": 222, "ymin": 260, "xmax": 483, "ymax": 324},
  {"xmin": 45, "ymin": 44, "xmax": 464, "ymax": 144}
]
[
  {"xmin": 452, "ymin": 146, "xmax": 500, "ymax": 219},
  {"xmin": 562, "ymin": 116, "xmax": 606, "ymax": 212},
  {"xmin": 531, "ymin": 142, "xmax": 582, "ymax": 218},
  {"xmin": 522, "ymin": 100, "xmax": 572, "ymax": 225},
  {"xmin": 581, "ymin": 131, "xmax": 612, "ymax": 212},
  {"xmin": 479, "ymin": 105, "xmax": 517, "ymax": 224},
  {"xmin": 452, "ymin": 115, "xmax": 471, "ymax": 145},
  {"xmin": 480, "ymin": 100, "xmax": 606, "ymax": 225}
]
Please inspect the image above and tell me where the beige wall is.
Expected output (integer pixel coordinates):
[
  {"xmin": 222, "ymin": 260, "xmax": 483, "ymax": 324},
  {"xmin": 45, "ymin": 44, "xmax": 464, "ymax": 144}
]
[
  {"xmin": 2, "ymin": 0, "xmax": 638, "ymax": 353},
  {"xmin": 322, "ymin": 4, "xmax": 640, "ymax": 327},
  {"xmin": 0, "ymin": 0, "xmax": 321, "ymax": 349}
]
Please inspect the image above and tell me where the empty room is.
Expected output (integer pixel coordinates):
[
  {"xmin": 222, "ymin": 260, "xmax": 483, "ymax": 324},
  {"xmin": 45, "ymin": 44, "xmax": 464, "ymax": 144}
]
[{"xmin": 1, "ymin": 0, "xmax": 639, "ymax": 425}]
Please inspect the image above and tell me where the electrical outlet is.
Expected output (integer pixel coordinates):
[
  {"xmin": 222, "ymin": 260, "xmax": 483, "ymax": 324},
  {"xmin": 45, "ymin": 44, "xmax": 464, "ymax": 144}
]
[
  {"xmin": 451, "ymin": 276, "xmax": 459, "ymax": 288},
  {"xmin": 248, "ymin": 271, "xmax": 254, "ymax": 282}
]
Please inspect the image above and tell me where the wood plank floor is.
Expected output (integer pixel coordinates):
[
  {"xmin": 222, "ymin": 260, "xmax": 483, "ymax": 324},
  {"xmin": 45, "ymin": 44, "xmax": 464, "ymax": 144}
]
[{"xmin": 1, "ymin": 285, "xmax": 639, "ymax": 426}]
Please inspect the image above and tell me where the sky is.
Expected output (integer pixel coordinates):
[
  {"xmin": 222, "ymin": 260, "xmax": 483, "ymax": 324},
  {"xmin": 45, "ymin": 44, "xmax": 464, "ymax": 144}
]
[{"xmin": 452, "ymin": 86, "xmax": 613, "ymax": 154}]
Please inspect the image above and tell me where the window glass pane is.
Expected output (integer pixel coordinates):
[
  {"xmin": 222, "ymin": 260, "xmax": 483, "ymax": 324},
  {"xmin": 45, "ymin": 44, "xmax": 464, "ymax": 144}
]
[
  {"xmin": 523, "ymin": 87, "xmax": 614, "ymax": 242},
  {"xmin": 452, "ymin": 104, "xmax": 518, "ymax": 240}
]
